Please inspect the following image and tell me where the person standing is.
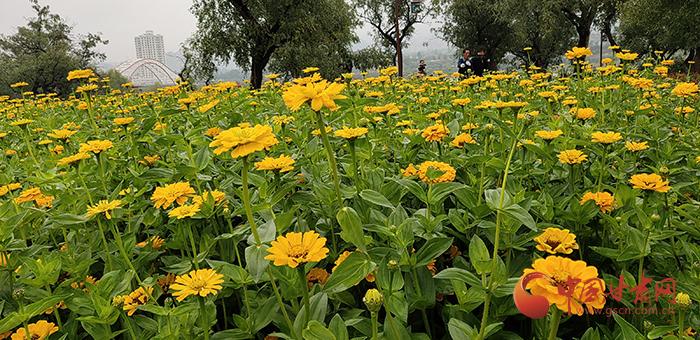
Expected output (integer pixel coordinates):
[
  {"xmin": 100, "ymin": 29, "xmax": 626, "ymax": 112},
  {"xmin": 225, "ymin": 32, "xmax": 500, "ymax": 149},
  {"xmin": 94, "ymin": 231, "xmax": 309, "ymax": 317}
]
[
  {"xmin": 417, "ymin": 59, "xmax": 426, "ymax": 76},
  {"xmin": 457, "ymin": 49, "xmax": 471, "ymax": 76},
  {"xmin": 470, "ymin": 48, "xmax": 491, "ymax": 76}
]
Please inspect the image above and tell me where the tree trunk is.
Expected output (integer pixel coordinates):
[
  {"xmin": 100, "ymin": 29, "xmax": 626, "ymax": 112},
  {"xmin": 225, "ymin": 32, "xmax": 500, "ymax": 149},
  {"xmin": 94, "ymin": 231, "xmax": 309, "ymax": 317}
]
[
  {"xmin": 577, "ymin": 25, "xmax": 591, "ymax": 47},
  {"xmin": 249, "ymin": 47, "xmax": 274, "ymax": 89}
]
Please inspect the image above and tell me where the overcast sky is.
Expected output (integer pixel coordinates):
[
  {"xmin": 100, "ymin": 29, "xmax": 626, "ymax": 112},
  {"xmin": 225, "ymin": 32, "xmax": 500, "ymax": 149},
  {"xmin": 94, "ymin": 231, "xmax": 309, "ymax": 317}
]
[{"xmin": 0, "ymin": 0, "xmax": 450, "ymax": 65}]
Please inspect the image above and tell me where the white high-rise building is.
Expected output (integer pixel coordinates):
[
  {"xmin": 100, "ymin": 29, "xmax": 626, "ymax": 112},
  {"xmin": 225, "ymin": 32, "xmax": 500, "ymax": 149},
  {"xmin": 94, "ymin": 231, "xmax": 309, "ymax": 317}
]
[{"xmin": 134, "ymin": 30, "xmax": 165, "ymax": 63}]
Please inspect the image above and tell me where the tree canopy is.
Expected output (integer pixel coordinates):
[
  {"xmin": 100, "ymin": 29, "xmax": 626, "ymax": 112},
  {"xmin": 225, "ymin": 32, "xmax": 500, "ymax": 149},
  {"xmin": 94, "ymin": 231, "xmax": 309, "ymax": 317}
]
[
  {"xmin": 187, "ymin": 0, "xmax": 358, "ymax": 88},
  {"xmin": 0, "ymin": 0, "xmax": 107, "ymax": 96}
]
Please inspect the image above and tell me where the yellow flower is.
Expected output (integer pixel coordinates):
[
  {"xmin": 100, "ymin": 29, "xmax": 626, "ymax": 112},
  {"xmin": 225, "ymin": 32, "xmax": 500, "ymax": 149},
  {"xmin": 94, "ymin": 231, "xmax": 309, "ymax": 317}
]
[
  {"xmin": 151, "ymin": 182, "xmax": 196, "ymax": 209},
  {"xmin": 170, "ymin": 268, "xmax": 224, "ymax": 301},
  {"xmin": 209, "ymin": 124, "xmax": 278, "ymax": 158},
  {"xmin": 47, "ymin": 129, "xmax": 77, "ymax": 139},
  {"xmin": 139, "ymin": 155, "xmax": 161, "ymax": 166},
  {"xmin": 533, "ymin": 228, "xmax": 579, "ymax": 254},
  {"xmin": 421, "ymin": 123, "xmax": 449, "ymax": 142},
  {"xmin": 451, "ymin": 98, "xmax": 471, "ymax": 106},
  {"xmin": 76, "ymin": 84, "xmax": 98, "ymax": 93},
  {"xmin": 401, "ymin": 164, "xmax": 419, "ymax": 177},
  {"xmin": 168, "ymin": 203, "xmax": 201, "ymax": 219},
  {"xmin": 67, "ymin": 69, "xmax": 96, "ymax": 81},
  {"xmin": 0, "ymin": 183, "xmax": 21, "ymax": 197},
  {"xmin": 558, "ymin": 149, "xmax": 587, "ymax": 165},
  {"xmin": 625, "ymin": 141, "xmax": 649, "ymax": 152},
  {"xmin": 10, "ymin": 119, "xmax": 33, "ymax": 127},
  {"xmin": 451, "ymin": 133, "xmax": 477, "ymax": 147},
  {"xmin": 120, "ymin": 286, "xmax": 153, "ymax": 316},
  {"xmin": 10, "ymin": 320, "xmax": 59, "ymax": 340},
  {"xmin": 462, "ymin": 123, "xmax": 479, "ymax": 130},
  {"xmin": 675, "ymin": 292, "xmax": 692, "ymax": 307},
  {"xmin": 113, "ymin": 117, "xmax": 135, "ymax": 125},
  {"xmin": 192, "ymin": 190, "xmax": 227, "ymax": 206},
  {"xmin": 265, "ymin": 231, "xmax": 329, "ymax": 268},
  {"xmin": 629, "ymin": 173, "xmax": 670, "ymax": 192},
  {"xmin": 14, "ymin": 187, "xmax": 43, "ymax": 204},
  {"xmin": 10, "ymin": 82, "xmax": 29, "ymax": 88},
  {"xmin": 580, "ymin": 191, "xmax": 615, "ymax": 213},
  {"xmin": 591, "ymin": 131, "xmax": 622, "ymax": 144},
  {"xmin": 272, "ymin": 115, "xmax": 295, "ymax": 126},
  {"xmin": 616, "ymin": 52, "xmax": 638, "ymax": 61},
  {"xmin": 334, "ymin": 127, "xmax": 368, "ymax": 140},
  {"xmin": 535, "ymin": 130, "xmax": 563, "ymax": 140},
  {"xmin": 307, "ymin": 267, "xmax": 330, "ymax": 287},
  {"xmin": 565, "ymin": 47, "xmax": 593, "ymax": 60},
  {"xmin": 254, "ymin": 155, "xmax": 295, "ymax": 172},
  {"xmin": 671, "ymin": 82, "xmax": 699, "ymax": 97},
  {"xmin": 417, "ymin": 161, "xmax": 456, "ymax": 184},
  {"xmin": 523, "ymin": 256, "xmax": 606, "ymax": 315},
  {"xmin": 86, "ymin": 200, "xmax": 122, "ymax": 219},
  {"xmin": 198, "ymin": 99, "xmax": 220, "ymax": 113},
  {"xmin": 136, "ymin": 236, "xmax": 165, "ymax": 249},
  {"xmin": 573, "ymin": 108, "xmax": 596, "ymax": 120},
  {"xmin": 302, "ymin": 67, "xmax": 320, "ymax": 73},
  {"xmin": 79, "ymin": 140, "xmax": 113, "ymax": 154},
  {"xmin": 282, "ymin": 80, "xmax": 347, "ymax": 111},
  {"xmin": 204, "ymin": 127, "xmax": 222, "ymax": 137},
  {"xmin": 57, "ymin": 152, "xmax": 91, "ymax": 166}
]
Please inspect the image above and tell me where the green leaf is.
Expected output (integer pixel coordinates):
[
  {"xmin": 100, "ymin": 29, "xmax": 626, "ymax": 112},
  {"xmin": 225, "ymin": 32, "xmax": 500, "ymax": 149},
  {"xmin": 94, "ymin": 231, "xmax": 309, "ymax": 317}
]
[
  {"xmin": 412, "ymin": 237, "xmax": 453, "ymax": 267},
  {"xmin": 302, "ymin": 320, "xmax": 337, "ymax": 340},
  {"xmin": 328, "ymin": 314, "xmax": 349, "ymax": 340},
  {"xmin": 244, "ymin": 244, "xmax": 270, "ymax": 282},
  {"xmin": 647, "ymin": 325, "xmax": 678, "ymax": 339},
  {"xmin": 503, "ymin": 204, "xmax": 537, "ymax": 231},
  {"xmin": 360, "ymin": 189, "xmax": 394, "ymax": 209},
  {"xmin": 194, "ymin": 146, "xmax": 210, "ymax": 170},
  {"xmin": 0, "ymin": 294, "xmax": 70, "ymax": 333},
  {"xmin": 484, "ymin": 188, "xmax": 511, "ymax": 210},
  {"xmin": 468, "ymin": 235, "xmax": 491, "ymax": 274},
  {"xmin": 52, "ymin": 213, "xmax": 88, "ymax": 225},
  {"xmin": 612, "ymin": 313, "xmax": 645, "ymax": 340},
  {"xmin": 383, "ymin": 313, "xmax": 410, "ymax": 340},
  {"xmin": 429, "ymin": 182, "xmax": 465, "ymax": 205},
  {"xmin": 324, "ymin": 252, "xmax": 375, "ymax": 294},
  {"xmin": 580, "ymin": 327, "xmax": 600, "ymax": 340},
  {"xmin": 448, "ymin": 318, "xmax": 477, "ymax": 340},
  {"xmin": 433, "ymin": 268, "xmax": 482, "ymax": 288},
  {"xmin": 336, "ymin": 207, "xmax": 367, "ymax": 252}
]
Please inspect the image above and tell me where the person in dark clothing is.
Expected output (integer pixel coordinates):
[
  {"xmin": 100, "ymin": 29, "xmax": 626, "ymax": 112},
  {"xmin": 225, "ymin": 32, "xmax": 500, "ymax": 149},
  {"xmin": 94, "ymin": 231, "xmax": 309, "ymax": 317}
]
[
  {"xmin": 457, "ymin": 49, "xmax": 471, "ymax": 76},
  {"xmin": 417, "ymin": 59, "xmax": 426, "ymax": 76},
  {"xmin": 470, "ymin": 49, "xmax": 491, "ymax": 76}
]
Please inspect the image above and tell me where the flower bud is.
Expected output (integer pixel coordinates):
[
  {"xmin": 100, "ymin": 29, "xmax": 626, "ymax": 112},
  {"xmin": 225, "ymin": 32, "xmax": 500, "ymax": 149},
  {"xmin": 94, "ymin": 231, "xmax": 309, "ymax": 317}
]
[
  {"xmin": 363, "ymin": 289, "xmax": 383, "ymax": 313},
  {"xmin": 12, "ymin": 288, "xmax": 25, "ymax": 301},
  {"xmin": 659, "ymin": 166, "xmax": 669, "ymax": 174},
  {"xmin": 387, "ymin": 260, "xmax": 399, "ymax": 270},
  {"xmin": 675, "ymin": 292, "xmax": 692, "ymax": 308},
  {"xmin": 651, "ymin": 213, "xmax": 661, "ymax": 222}
]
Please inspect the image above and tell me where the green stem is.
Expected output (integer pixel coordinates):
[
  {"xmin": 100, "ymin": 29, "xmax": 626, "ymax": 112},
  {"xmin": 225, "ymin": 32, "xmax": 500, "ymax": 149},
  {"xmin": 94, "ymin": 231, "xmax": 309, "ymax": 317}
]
[
  {"xmin": 411, "ymin": 268, "xmax": 432, "ymax": 337},
  {"xmin": 547, "ymin": 307, "xmax": 562, "ymax": 340},
  {"xmin": 678, "ymin": 310, "xmax": 685, "ymax": 336},
  {"xmin": 121, "ymin": 313, "xmax": 138, "ymax": 340},
  {"xmin": 298, "ymin": 267, "xmax": 311, "ymax": 326},
  {"xmin": 241, "ymin": 157, "xmax": 261, "ymax": 245},
  {"xmin": 267, "ymin": 267, "xmax": 297, "ymax": 339},
  {"xmin": 198, "ymin": 297, "xmax": 210, "ymax": 340},
  {"xmin": 314, "ymin": 111, "xmax": 342, "ymax": 206},
  {"xmin": 96, "ymin": 218, "xmax": 113, "ymax": 271},
  {"xmin": 349, "ymin": 141, "xmax": 360, "ymax": 193},
  {"xmin": 371, "ymin": 311, "xmax": 379, "ymax": 340},
  {"xmin": 187, "ymin": 222, "xmax": 200, "ymax": 270},
  {"xmin": 109, "ymin": 222, "xmax": 142, "ymax": 284},
  {"xmin": 596, "ymin": 149, "xmax": 607, "ymax": 191},
  {"xmin": 477, "ymin": 124, "xmax": 525, "ymax": 340}
]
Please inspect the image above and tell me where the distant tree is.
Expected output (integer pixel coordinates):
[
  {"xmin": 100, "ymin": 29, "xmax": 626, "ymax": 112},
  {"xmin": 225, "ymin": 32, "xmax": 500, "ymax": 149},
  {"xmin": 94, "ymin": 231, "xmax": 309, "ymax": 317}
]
[
  {"xmin": 556, "ymin": 0, "xmax": 605, "ymax": 48},
  {"xmin": 266, "ymin": 0, "xmax": 358, "ymax": 80},
  {"xmin": 507, "ymin": 0, "xmax": 576, "ymax": 68},
  {"xmin": 352, "ymin": 0, "xmax": 440, "ymax": 77},
  {"xmin": 104, "ymin": 69, "xmax": 130, "ymax": 89},
  {"xmin": 439, "ymin": 0, "xmax": 512, "ymax": 65},
  {"xmin": 352, "ymin": 46, "xmax": 394, "ymax": 72},
  {"xmin": 594, "ymin": 0, "xmax": 622, "ymax": 47},
  {"xmin": 0, "ymin": 0, "xmax": 107, "ymax": 96},
  {"xmin": 187, "ymin": 0, "xmax": 357, "ymax": 88},
  {"xmin": 619, "ymin": 0, "xmax": 700, "ymax": 67}
]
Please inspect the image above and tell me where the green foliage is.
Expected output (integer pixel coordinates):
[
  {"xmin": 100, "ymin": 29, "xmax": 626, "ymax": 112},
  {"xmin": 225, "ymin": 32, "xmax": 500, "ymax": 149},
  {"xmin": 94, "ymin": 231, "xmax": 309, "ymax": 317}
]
[
  {"xmin": 0, "ymin": 0, "xmax": 107, "ymax": 96},
  {"xmin": 619, "ymin": 0, "xmax": 700, "ymax": 57},
  {"xmin": 187, "ymin": 0, "xmax": 358, "ymax": 88}
]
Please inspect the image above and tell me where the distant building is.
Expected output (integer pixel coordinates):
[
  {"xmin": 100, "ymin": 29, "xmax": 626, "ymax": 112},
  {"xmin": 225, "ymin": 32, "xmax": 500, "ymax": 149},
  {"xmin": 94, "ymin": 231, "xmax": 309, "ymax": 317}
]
[
  {"xmin": 135, "ymin": 31, "xmax": 165, "ymax": 64},
  {"xmin": 128, "ymin": 31, "xmax": 171, "ymax": 86}
]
